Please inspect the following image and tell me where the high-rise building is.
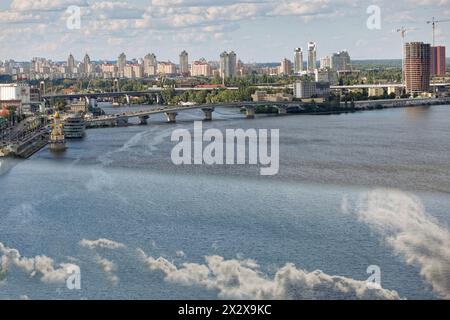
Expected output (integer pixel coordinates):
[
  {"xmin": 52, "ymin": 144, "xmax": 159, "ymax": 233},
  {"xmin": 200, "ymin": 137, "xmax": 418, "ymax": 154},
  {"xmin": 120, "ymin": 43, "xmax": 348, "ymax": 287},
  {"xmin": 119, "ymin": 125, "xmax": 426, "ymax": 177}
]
[
  {"xmin": 320, "ymin": 56, "xmax": 331, "ymax": 69},
  {"xmin": 331, "ymin": 51, "xmax": 351, "ymax": 71},
  {"xmin": 294, "ymin": 48, "xmax": 304, "ymax": 73},
  {"xmin": 220, "ymin": 51, "xmax": 237, "ymax": 78},
  {"xmin": 307, "ymin": 42, "xmax": 317, "ymax": 72},
  {"xmin": 279, "ymin": 58, "xmax": 292, "ymax": 75},
  {"xmin": 68, "ymin": 54, "xmax": 75, "ymax": 73},
  {"xmin": 117, "ymin": 53, "xmax": 127, "ymax": 74},
  {"xmin": 431, "ymin": 46, "xmax": 446, "ymax": 76},
  {"xmin": 157, "ymin": 62, "xmax": 177, "ymax": 75},
  {"xmin": 179, "ymin": 50, "xmax": 189, "ymax": 76},
  {"xmin": 404, "ymin": 42, "xmax": 431, "ymax": 94},
  {"xmin": 83, "ymin": 53, "xmax": 91, "ymax": 74},
  {"xmin": 191, "ymin": 59, "xmax": 212, "ymax": 77},
  {"xmin": 144, "ymin": 53, "xmax": 157, "ymax": 77}
]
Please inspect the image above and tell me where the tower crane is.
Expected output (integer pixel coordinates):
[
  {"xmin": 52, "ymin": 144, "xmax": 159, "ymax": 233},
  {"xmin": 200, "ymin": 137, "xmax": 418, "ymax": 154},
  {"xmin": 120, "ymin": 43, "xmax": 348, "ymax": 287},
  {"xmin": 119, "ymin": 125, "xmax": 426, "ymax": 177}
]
[
  {"xmin": 396, "ymin": 27, "xmax": 415, "ymax": 83},
  {"xmin": 427, "ymin": 17, "xmax": 450, "ymax": 46}
]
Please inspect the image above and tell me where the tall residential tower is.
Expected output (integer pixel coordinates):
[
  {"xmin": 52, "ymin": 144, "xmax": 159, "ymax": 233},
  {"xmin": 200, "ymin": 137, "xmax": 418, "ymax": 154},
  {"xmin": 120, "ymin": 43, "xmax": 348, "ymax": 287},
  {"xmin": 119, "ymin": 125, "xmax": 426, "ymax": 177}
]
[
  {"xmin": 294, "ymin": 48, "xmax": 304, "ymax": 73},
  {"xmin": 404, "ymin": 42, "xmax": 431, "ymax": 94},
  {"xmin": 307, "ymin": 42, "xmax": 317, "ymax": 72}
]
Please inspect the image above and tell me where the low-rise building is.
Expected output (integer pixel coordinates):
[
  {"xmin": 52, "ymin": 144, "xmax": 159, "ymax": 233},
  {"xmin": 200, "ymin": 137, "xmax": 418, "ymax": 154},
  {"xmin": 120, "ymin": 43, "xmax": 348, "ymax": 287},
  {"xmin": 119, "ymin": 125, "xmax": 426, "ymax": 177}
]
[
  {"xmin": 368, "ymin": 87, "xmax": 385, "ymax": 97},
  {"xmin": 294, "ymin": 81, "xmax": 330, "ymax": 99},
  {"xmin": 251, "ymin": 91, "xmax": 293, "ymax": 102},
  {"xmin": 66, "ymin": 100, "xmax": 88, "ymax": 114}
]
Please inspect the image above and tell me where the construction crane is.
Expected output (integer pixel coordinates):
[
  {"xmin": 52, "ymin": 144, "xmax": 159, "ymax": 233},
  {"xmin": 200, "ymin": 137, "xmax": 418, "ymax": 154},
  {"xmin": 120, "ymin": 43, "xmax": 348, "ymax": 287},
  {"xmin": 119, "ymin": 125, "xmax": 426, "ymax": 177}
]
[
  {"xmin": 427, "ymin": 17, "xmax": 450, "ymax": 46},
  {"xmin": 396, "ymin": 27, "xmax": 415, "ymax": 83}
]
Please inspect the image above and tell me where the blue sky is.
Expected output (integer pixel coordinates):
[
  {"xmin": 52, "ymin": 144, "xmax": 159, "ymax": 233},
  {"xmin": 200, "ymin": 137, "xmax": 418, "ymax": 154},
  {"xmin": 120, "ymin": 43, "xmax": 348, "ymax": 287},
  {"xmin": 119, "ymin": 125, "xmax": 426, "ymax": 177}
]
[{"xmin": 0, "ymin": 0, "xmax": 449, "ymax": 62}]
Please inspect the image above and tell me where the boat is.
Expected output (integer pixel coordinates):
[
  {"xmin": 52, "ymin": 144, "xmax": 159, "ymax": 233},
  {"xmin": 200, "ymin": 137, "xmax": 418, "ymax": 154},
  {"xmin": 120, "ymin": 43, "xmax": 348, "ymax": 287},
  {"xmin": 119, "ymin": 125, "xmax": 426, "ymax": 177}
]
[
  {"xmin": 49, "ymin": 112, "xmax": 67, "ymax": 152},
  {"xmin": 63, "ymin": 114, "xmax": 85, "ymax": 139}
]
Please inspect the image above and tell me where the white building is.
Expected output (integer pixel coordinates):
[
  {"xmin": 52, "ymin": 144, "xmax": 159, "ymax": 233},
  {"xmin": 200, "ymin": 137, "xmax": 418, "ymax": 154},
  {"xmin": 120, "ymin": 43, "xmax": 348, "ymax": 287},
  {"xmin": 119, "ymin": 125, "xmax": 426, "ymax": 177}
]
[
  {"xmin": 0, "ymin": 83, "xmax": 30, "ymax": 104},
  {"xmin": 320, "ymin": 56, "xmax": 331, "ymax": 69},
  {"xmin": 294, "ymin": 81, "xmax": 316, "ymax": 99}
]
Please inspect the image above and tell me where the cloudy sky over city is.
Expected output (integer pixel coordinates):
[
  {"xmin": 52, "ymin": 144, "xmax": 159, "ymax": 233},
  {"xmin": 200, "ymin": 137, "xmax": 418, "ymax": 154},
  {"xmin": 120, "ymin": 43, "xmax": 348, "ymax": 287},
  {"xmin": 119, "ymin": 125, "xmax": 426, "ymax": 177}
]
[{"xmin": 0, "ymin": 0, "xmax": 449, "ymax": 62}]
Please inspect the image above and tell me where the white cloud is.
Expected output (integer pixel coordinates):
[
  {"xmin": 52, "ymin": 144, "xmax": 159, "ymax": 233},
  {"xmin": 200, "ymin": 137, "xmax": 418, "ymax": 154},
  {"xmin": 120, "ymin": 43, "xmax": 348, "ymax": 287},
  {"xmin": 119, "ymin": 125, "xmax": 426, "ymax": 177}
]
[
  {"xmin": 11, "ymin": 0, "xmax": 88, "ymax": 12},
  {"xmin": 351, "ymin": 189, "xmax": 450, "ymax": 299},
  {"xmin": 94, "ymin": 255, "xmax": 119, "ymax": 285},
  {"xmin": 79, "ymin": 238, "xmax": 126, "ymax": 250},
  {"xmin": 0, "ymin": 242, "xmax": 78, "ymax": 284},
  {"xmin": 139, "ymin": 251, "xmax": 401, "ymax": 300}
]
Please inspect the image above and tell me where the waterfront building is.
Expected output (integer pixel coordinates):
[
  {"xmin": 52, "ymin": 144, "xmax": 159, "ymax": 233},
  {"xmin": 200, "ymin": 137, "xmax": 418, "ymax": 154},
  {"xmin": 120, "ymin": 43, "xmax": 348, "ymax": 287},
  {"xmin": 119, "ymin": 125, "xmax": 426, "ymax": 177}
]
[
  {"xmin": 368, "ymin": 87, "xmax": 386, "ymax": 97},
  {"xmin": 307, "ymin": 42, "xmax": 317, "ymax": 72},
  {"xmin": 179, "ymin": 50, "xmax": 189, "ymax": 76},
  {"xmin": 294, "ymin": 48, "xmax": 304, "ymax": 73},
  {"xmin": 431, "ymin": 46, "xmax": 446, "ymax": 76},
  {"xmin": 294, "ymin": 81, "xmax": 330, "ymax": 99},
  {"xmin": 404, "ymin": 42, "xmax": 431, "ymax": 94},
  {"xmin": 66, "ymin": 100, "xmax": 87, "ymax": 114},
  {"xmin": 0, "ymin": 83, "xmax": 30, "ymax": 116},
  {"xmin": 251, "ymin": 91, "xmax": 293, "ymax": 102},
  {"xmin": 294, "ymin": 80, "xmax": 316, "ymax": 99}
]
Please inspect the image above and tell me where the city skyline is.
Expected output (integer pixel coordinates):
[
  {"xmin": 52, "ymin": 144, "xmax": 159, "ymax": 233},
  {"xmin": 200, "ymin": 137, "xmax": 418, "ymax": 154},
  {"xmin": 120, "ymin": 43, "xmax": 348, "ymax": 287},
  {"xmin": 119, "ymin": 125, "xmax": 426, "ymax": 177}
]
[{"xmin": 0, "ymin": 0, "xmax": 449, "ymax": 62}]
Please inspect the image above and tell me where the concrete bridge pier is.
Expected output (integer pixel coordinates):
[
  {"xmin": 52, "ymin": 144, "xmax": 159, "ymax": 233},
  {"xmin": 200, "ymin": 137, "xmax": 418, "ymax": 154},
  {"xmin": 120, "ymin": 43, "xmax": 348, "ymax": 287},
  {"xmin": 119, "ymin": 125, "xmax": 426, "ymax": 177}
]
[
  {"xmin": 244, "ymin": 106, "xmax": 255, "ymax": 119},
  {"xmin": 139, "ymin": 115, "xmax": 149, "ymax": 125},
  {"xmin": 202, "ymin": 107, "xmax": 214, "ymax": 121},
  {"xmin": 165, "ymin": 112, "xmax": 178, "ymax": 123},
  {"xmin": 116, "ymin": 117, "xmax": 129, "ymax": 127},
  {"xmin": 276, "ymin": 105, "xmax": 288, "ymax": 114}
]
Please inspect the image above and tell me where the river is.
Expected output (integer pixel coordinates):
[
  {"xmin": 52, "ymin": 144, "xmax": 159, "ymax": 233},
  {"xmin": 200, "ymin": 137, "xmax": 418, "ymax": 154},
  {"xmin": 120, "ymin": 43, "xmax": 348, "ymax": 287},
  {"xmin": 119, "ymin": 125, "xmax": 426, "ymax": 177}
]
[{"xmin": 0, "ymin": 104, "xmax": 449, "ymax": 299}]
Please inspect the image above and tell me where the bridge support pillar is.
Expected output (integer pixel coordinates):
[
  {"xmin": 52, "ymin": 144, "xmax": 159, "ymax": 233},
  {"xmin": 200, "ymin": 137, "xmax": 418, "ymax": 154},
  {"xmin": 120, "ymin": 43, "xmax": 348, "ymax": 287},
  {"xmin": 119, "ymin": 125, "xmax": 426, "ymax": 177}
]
[
  {"xmin": 277, "ymin": 106, "xmax": 288, "ymax": 114},
  {"xmin": 165, "ymin": 112, "xmax": 178, "ymax": 123},
  {"xmin": 202, "ymin": 107, "xmax": 214, "ymax": 121},
  {"xmin": 245, "ymin": 106, "xmax": 255, "ymax": 119},
  {"xmin": 139, "ymin": 115, "xmax": 149, "ymax": 125},
  {"xmin": 116, "ymin": 117, "xmax": 128, "ymax": 127}
]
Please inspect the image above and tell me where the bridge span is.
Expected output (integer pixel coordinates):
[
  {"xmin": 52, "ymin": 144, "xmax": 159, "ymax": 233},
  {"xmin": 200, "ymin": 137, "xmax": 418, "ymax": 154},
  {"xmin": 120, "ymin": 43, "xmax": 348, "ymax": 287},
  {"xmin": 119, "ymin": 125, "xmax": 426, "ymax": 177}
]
[{"xmin": 86, "ymin": 101, "xmax": 301, "ymax": 127}]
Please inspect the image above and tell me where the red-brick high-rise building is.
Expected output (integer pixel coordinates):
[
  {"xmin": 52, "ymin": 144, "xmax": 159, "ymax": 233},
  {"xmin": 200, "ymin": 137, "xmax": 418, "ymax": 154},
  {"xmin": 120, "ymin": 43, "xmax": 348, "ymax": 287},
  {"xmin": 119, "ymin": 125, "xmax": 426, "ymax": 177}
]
[
  {"xmin": 431, "ymin": 46, "xmax": 446, "ymax": 76},
  {"xmin": 404, "ymin": 42, "xmax": 431, "ymax": 94}
]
